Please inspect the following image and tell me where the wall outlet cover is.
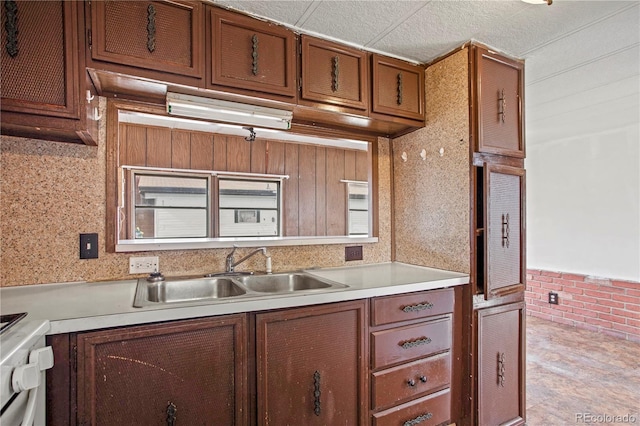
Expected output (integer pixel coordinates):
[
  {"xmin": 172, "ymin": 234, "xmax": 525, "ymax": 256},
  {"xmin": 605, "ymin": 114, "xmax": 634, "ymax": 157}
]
[
  {"xmin": 548, "ymin": 292, "xmax": 559, "ymax": 305},
  {"xmin": 79, "ymin": 233, "xmax": 99, "ymax": 259},
  {"xmin": 345, "ymin": 245, "xmax": 363, "ymax": 261},
  {"xmin": 129, "ymin": 256, "xmax": 159, "ymax": 274}
]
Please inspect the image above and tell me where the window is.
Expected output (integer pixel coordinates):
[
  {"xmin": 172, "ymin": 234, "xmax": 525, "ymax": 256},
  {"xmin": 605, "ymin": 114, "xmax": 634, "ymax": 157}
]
[
  {"xmin": 219, "ymin": 179, "xmax": 281, "ymax": 237},
  {"xmin": 124, "ymin": 167, "xmax": 282, "ymax": 240},
  {"xmin": 346, "ymin": 182, "xmax": 369, "ymax": 236}
]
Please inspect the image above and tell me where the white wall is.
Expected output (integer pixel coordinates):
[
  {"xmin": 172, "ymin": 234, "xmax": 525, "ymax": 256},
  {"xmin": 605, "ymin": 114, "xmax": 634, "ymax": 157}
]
[{"xmin": 524, "ymin": 3, "xmax": 640, "ymax": 281}]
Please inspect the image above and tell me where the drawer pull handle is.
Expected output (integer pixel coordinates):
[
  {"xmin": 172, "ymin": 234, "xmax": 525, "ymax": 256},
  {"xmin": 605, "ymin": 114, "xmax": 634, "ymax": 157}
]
[
  {"xmin": 403, "ymin": 412, "xmax": 433, "ymax": 426},
  {"xmin": 397, "ymin": 73, "xmax": 403, "ymax": 105},
  {"xmin": 420, "ymin": 375, "xmax": 428, "ymax": 383},
  {"xmin": 166, "ymin": 402, "xmax": 177, "ymax": 426},
  {"xmin": 313, "ymin": 371, "xmax": 321, "ymax": 416},
  {"xmin": 4, "ymin": 0, "xmax": 18, "ymax": 58},
  {"xmin": 399, "ymin": 337, "xmax": 431, "ymax": 349},
  {"xmin": 407, "ymin": 378, "xmax": 416, "ymax": 387},
  {"xmin": 251, "ymin": 34, "xmax": 259, "ymax": 76},
  {"xmin": 147, "ymin": 4, "xmax": 156, "ymax": 53},
  {"xmin": 402, "ymin": 302, "xmax": 434, "ymax": 313}
]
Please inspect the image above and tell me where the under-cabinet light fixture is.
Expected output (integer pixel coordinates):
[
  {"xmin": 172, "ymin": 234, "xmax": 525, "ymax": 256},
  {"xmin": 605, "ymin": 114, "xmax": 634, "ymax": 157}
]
[
  {"xmin": 166, "ymin": 92, "xmax": 293, "ymax": 130},
  {"xmin": 522, "ymin": 0, "xmax": 552, "ymax": 5}
]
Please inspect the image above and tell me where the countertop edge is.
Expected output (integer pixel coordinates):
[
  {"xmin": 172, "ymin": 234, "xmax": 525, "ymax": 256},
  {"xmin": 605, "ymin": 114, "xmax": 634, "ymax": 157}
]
[{"xmin": 48, "ymin": 276, "xmax": 468, "ymax": 334}]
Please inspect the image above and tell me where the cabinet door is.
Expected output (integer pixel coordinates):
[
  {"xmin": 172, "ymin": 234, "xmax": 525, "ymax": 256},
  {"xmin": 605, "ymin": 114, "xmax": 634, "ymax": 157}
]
[
  {"xmin": 1, "ymin": 0, "xmax": 79, "ymax": 118},
  {"xmin": 371, "ymin": 54, "xmax": 424, "ymax": 122},
  {"xmin": 475, "ymin": 47, "xmax": 524, "ymax": 158},
  {"xmin": 484, "ymin": 163, "xmax": 526, "ymax": 299},
  {"xmin": 256, "ymin": 301, "xmax": 368, "ymax": 425},
  {"xmin": 77, "ymin": 315, "xmax": 247, "ymax": 425},
  {"xmin": 208, "ymin": 7, "xmax": 296, "ymax": 98},
  {"xmin": 90, "ymin": 0, "xmax": 204, "ymax": 78},
  {"xmin": 477, "ymin": 302, "xmax": 525, "ymax": 426},
  {"xmin": 301, "ymin": 35, "xmax": 368, "ymax": 111}
]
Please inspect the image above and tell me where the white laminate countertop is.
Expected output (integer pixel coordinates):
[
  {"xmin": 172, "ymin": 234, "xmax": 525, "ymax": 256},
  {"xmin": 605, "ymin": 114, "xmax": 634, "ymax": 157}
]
[{"xmin": 0, "ymin": 262, "xmax": 468, "ymax": 335}]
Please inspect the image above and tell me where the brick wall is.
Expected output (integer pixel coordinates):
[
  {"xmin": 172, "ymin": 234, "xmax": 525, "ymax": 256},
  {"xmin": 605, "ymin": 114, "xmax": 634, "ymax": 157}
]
[{"xmin": 525, "ymin": 269, "xmax": 640, "ymax": 342}]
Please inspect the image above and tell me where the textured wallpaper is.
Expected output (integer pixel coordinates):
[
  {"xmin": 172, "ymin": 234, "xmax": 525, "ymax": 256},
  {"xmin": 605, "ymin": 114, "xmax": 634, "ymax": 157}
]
[
  {"xmin": 0, "ymin": 99, "xmax": 392, "ymax": 286},
  {"xmin": 392, "ymin": 48, "xmax": 471, "ymax": 273}
]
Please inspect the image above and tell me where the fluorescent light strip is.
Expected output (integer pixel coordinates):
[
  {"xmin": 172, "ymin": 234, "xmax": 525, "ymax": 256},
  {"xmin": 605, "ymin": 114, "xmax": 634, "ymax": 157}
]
[{"xmin": 166, "ymin": 93, "xmax": 293, "ymax": 130}]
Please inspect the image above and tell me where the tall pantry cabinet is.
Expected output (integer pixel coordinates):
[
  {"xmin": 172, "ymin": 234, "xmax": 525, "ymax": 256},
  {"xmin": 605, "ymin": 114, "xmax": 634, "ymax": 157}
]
[
  {"xmin": 471, "ymin": 45, "xmax": 526, "ymax": 426},
  {"xmin": 397, "ymin": 43, "xmax": 525, "ymax": 425}
]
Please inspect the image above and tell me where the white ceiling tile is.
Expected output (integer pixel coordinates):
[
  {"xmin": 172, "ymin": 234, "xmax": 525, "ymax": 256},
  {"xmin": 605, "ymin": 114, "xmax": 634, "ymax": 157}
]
[
  {"xmin": 213, "ymin": 1, "xmax": 314, "ymax": 26},
  {"xmin": 370, "ymin": 0, "xmax": 528, "ymax": 62},
  {"xmin": 476, "ymin": 1, "xmax": 638, "ymax": 58},
  {"xmin": 298, "ymin": 1, "xmax": 427, "ymax": 47}
]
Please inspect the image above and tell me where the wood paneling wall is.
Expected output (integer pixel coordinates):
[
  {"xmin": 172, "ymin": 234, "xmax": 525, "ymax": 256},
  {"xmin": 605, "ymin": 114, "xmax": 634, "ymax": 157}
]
[{"xmin": 119, "ymin": 124, "xmax": 368, "ymax": 237}]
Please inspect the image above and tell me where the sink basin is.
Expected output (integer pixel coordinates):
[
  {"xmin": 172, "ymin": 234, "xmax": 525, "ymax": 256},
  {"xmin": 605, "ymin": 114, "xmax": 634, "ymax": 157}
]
[
  {"xmin": 134, "ymin": 277, "xmax": 246, "ymax": 307},
  {"xmin": 133, "ymin": 272, "xmax": 348, "ymax": 307},
  {"xmin": 235, "ymin": 273, "xmax": 345, "ymax": 293}
]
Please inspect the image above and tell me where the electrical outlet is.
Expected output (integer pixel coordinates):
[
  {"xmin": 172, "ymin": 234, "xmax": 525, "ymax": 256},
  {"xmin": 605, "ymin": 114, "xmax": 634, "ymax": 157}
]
[
  {"xmin": 129, "ymin": 256, "xmax": 159, "ymax": 274},
  {"xmin": 548, "ymin": 292, "xmax": 559, "ymax": 305},
  {"xmin": 345, "ymin": 245, "xmax": 363, "ymax": 261}
]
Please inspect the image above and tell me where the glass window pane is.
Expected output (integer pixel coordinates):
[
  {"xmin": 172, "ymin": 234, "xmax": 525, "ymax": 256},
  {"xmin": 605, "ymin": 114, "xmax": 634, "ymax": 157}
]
[
  {"xmin": 219, "ymin": 179, "xmax": 280, "ymax": 237},
  {"xmin": 133, "ymin": 173, "xmax": 209, "ymax": 239}
]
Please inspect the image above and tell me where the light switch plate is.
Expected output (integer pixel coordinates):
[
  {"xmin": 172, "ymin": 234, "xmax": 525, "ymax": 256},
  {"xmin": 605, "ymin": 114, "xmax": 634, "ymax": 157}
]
[{"xmin": 79, "ymin": 233, "xmax": 98, "ymax": 259}]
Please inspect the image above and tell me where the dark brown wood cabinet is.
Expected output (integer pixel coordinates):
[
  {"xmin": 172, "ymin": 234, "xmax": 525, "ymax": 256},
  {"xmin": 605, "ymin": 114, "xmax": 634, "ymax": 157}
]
[
  {"xmin": 475, "ymin": 162, "xmax": 526, "ymax": 300},
  {"xmin": 75, "ymin": 315, "xmax": 248, "ymax": 425},
  {"xmin": 473, "ymin": 46, "xmax": 525, "ymax": 158},
  {"xmin": 88, "ymin": 0, "xmax": 204, "ymax": 81},
  {"xmin": 256, "ymin": 300, "xmax": 368, "ymax": 425},
  {"xmin": 207, "ymin": 6, "xmax": 297, "ymax": 99},
  {"xmin": 0, "ymin": 0, "xmax": 98, "ymax": 145},
  {"xmin": 300, "ymin": 35, "xmax": 369, "ymax": 112},
  {"xmin": 371, "ymin": 54, "xmax": 425, "ymax": 123},
  {"xmin": 477, "ymin": 302, "xmax": 525, "ymax": 426},
  {"xmin": 370, "ymin": 289, "xmax": 454, "ymax": 425}
]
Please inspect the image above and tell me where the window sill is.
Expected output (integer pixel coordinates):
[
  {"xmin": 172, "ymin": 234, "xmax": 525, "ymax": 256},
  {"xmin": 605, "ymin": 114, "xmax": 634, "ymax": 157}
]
[{"xmin": 115, "ymin": 236, "xmax": 379, "ymax": 252}]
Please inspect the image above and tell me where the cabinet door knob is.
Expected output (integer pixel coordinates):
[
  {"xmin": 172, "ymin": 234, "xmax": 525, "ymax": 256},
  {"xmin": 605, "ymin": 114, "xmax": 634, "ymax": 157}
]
[
  {"xmin": 407, "ymin": 378, "xmax": 416, "ymax": 387},
  {"xmin": 419, "ymin": 375, "xmax": 427, "ymax": 383}
]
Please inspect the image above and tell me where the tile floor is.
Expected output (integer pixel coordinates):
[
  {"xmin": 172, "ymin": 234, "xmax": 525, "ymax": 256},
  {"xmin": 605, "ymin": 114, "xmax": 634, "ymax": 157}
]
[{"xmin": 526, "ymin": 316, "xmax": 640, "ymax": 425}]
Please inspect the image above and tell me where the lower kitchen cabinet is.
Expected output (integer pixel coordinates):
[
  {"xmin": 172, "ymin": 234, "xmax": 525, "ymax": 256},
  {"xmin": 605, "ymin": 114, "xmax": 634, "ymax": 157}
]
[
  {"xmin": 477, "ymin": 301, "xmax": 525, "ymax": 426},
  {"xmin": 255, "ymin": 300, "xmax": 368, "ymax": 425},
  {"xmin": 75, "ymin": 314, "xmax": 248, "ymax": 425}
]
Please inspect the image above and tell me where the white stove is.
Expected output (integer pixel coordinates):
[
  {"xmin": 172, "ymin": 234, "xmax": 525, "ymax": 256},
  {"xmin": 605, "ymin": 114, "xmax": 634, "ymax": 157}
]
[{"xmin": 0, "ymin": 315, "xmax": 53, "ymax": 425}]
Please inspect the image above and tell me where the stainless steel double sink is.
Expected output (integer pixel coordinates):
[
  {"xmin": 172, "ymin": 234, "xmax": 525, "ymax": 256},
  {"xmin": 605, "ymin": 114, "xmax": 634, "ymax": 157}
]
[{"xmin": 133, "ymin": 272, "xmax": 348, "ymax": 307}]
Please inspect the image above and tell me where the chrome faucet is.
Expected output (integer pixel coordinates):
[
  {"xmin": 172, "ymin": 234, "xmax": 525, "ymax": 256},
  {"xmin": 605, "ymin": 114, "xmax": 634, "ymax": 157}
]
[{"xmin": 226, "ymin": 246, "xmax": 272, "ymax": 273}]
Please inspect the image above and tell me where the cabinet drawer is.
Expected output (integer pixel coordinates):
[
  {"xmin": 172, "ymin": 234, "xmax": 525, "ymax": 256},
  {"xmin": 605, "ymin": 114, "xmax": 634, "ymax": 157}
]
[
  {"xmin": 372, "ymin": 318, "xmax": 451, "ymax": 369},
  {"xmin": 372, "ymin": 352, "xmax": 451, "ymax": 410},
  {"xmin": 372, "ymin": 389, "xmax": 450, "ymax": 426},
  {"xmin": 372, "ymin": 289, "xmax": 454, "ymax": 326}
]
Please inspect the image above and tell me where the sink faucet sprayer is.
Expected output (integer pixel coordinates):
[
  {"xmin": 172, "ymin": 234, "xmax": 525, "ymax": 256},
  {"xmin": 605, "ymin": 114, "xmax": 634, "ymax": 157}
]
[{"xmin": 226, "ymin": 246, "xmax": 272, "ymax": 274}]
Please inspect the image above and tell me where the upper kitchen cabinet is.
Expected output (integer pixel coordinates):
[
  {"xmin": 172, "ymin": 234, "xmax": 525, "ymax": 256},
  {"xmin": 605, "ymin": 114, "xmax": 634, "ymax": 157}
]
[
  {"xmin": 300, "ymin": 35, "xmax": 369, "ymax": 113},
  {"xmin": 371, "ymin": 54, "xmax": 425, "ymax": 124},
  {"xmin": 473, "ymin": 46, "xmax": 525, "ymax": 158},
  {"xmin": 87, "ymin": 0, "xmax": 204, "ymax": 83},
  {"xmin": 0, "ymin": 0, "xmax": 98, "ymax": 145},
  {"xmin": 207, "ymin": 7, "xmax": 297, "ymax": 100}
]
